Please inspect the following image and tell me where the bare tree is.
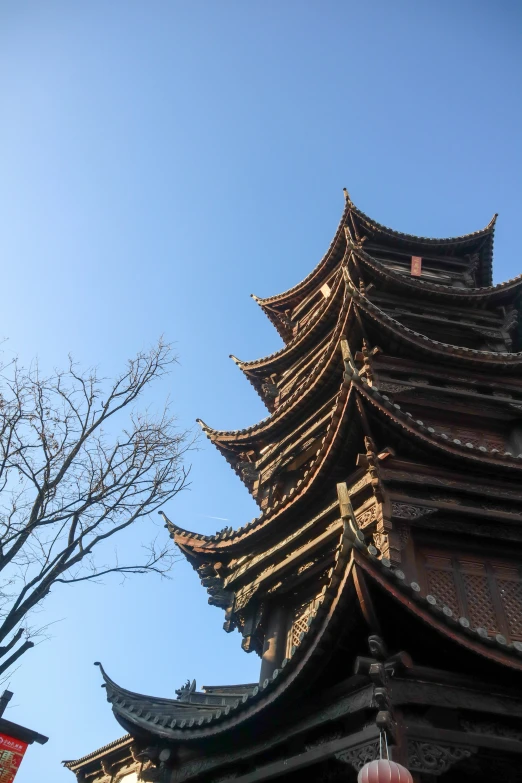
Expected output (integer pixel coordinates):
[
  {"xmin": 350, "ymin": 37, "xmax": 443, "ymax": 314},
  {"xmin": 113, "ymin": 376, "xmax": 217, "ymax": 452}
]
[{"xmin": 0, "ymin": 337, "xmax": 193, "ymax": 675}]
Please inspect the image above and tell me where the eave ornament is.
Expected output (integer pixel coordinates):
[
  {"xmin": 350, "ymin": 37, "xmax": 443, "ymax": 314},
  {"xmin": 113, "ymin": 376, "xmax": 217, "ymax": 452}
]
[
  {"xmin": 358, "ymin": 758, "xmax": 413, "ymax": 783},
  {"xmin": 352, "ymin": 637, "xmax": 414, "ymax": 782},
  {"xmin": 391, "ymin": 502, "xmax": 437, "ymax": 520},
  {"xmin": 407, "ymin": 740, "xmax": 475, "ymax": 775}
]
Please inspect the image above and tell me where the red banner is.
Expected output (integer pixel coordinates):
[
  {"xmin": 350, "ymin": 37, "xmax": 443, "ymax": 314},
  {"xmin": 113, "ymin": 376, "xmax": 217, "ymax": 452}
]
[
  {"xmin": 411, "ymin": 256, "xmax": 422, "ymax": 276},
  {"xmin": 0, "ymin": 734, "xmax": 28, "ymax": 783}
]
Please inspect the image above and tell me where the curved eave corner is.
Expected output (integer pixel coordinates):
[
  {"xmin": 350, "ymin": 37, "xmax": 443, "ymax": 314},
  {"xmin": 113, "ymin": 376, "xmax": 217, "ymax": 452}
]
[
  {"xmin": 93, "ymin": 517, "xmax": 359, "ymax": 741},
  {"xmin": 250, "ymin": 194, "xmax": 351, "ymax": 311},
  {"xmin": 228, "ymin": 268, "xmax": 349, "ymax": 409},
  {"xmin": 156, "ymin": 512, "xmax": 223, "ymax": 559},
  {"xmin": 93, "ymin": 523, "xmax": 522, "ymax": 745},
  {"xmin": 169, "ymin": 381, "xmax": 357, "ymax": 556},
  {"xmin": 250, "ymin": 295, "xmax": 294, "ymax": 343}
]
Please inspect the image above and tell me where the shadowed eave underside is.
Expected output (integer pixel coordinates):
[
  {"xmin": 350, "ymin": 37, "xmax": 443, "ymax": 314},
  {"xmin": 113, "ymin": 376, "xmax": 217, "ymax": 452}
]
[{"xmin": 95, "ymin": 534, "xmax": 522, "ymax": 744}]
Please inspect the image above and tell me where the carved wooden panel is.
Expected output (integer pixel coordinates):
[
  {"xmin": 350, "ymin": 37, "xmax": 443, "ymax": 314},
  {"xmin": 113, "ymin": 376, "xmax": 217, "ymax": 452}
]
[
  {"xmin": 461, "ymin": 569, "xmax": 497, "ymax": 632},
  {"xmin": 496, "ymin": 567, "xmax": 522, "ymax": 638},
  {"xmin": 287, "ymin": 597, "xmax": 319, "ymax": 654},
  {"xmin": 419, "ymin": 548, "xmax": 522, "ymax": 641},
  {"xmin": 425, "ymin": 556, "xmax": 460, "ymax": 617},
  {"xmin": 423, "ymin": 423, "xmax": 506, "ymax": 452}
]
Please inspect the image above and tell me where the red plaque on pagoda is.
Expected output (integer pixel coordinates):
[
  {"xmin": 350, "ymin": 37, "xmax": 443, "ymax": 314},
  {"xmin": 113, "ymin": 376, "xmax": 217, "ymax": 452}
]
[
  {"xmin": 0, "ymin": 733, "xmax": 28, "ymax": 782},
  {"xmin": 411, "ymin": 256, "xmax": 422, "ymax": 276}
]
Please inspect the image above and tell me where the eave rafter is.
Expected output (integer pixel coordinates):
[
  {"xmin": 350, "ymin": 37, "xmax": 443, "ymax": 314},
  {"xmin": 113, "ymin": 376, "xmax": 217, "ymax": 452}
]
[{"xmin": 96, "ymin": 527, "xmax": 522, "ymax": 745}]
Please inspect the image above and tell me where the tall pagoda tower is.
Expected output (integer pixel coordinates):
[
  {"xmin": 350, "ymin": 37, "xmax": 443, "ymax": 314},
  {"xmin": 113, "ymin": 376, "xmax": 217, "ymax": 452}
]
[{"xmin": 66, "ymin": 193, "xmax": 522, "ymax": 783}]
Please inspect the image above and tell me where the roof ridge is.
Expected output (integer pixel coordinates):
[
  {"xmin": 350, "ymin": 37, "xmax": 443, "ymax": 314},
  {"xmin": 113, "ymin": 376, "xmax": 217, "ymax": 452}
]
[{"xmin": 350, "ymin": 201, "xmax": 497, "ymax": 245}]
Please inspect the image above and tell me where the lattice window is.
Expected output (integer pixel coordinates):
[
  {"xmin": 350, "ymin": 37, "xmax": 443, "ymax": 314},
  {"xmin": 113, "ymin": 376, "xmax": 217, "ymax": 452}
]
[
  {"xmin": 461, "ymin": 570, "xmax": 498, "ymax": 633},
  {"xmin": 496, "ymin": 566, "xmax": 522, "ymax": 638},
  {"xmin": 287, "ymin": 598, "xmax": 316, "ymax": 654},
  {"xmin": 426, "ymin": 558, "xmax": 460, "ymax": 617},
  {"xmin": 420, "ymin": 549, "xmax": 522, "ymax": 642},
  {"xmin": 423, "ymin": 424, "xmax": 506, "ymax": 452}
]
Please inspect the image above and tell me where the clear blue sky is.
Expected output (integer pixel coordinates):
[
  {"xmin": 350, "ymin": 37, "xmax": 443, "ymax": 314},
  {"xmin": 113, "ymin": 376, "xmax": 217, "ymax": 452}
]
[{"xmin": 1, "ymin": 2, "xmax": 521, "ymax": 780}]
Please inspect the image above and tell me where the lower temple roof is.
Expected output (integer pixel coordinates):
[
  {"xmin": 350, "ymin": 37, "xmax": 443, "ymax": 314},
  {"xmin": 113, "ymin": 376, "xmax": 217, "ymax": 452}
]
[{"xmin": 95, "ymin": 507, "xmax": 522, "ymax": 744}]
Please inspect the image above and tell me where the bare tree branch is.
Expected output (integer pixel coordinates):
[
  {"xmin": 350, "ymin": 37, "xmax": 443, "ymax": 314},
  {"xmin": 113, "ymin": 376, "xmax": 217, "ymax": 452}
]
[{"xmin": 0, "ymin": 337, "xmax": 195, "ymax": 671}]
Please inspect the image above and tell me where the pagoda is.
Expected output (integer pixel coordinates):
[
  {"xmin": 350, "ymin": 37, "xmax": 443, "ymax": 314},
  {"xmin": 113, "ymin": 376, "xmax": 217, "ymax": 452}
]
[{"xmin": 65, "ymin": 192, "xmax": 522, "ymax": 783}]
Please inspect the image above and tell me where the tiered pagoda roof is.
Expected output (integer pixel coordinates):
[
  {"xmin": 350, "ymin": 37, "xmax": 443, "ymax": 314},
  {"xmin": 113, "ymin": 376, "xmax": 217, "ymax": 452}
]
[{"xmin": 79, "ymin": 191, "xmax": 522, "ymax": 783}]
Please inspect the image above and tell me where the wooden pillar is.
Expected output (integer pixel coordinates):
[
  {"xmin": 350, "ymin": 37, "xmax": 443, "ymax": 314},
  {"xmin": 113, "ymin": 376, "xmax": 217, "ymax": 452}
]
[{"xmin": 259, "ymin": 605, "xmax": 287, "ymax": 684}]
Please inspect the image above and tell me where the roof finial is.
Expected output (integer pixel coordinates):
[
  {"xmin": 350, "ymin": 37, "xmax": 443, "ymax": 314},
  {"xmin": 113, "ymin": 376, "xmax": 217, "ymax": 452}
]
[
  {"xmin": 343, "ymin": 187, "xmax": 352, "ymax": 204},
  {"xmin": 157, "ymin": 510, "xmax": 170, "ymax": 527}
]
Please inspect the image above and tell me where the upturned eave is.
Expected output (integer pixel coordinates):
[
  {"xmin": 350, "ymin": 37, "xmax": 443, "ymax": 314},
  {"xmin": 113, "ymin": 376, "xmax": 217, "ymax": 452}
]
[
  {"xmin": 346, "ymin": 198, "xmax": 497, "ymax": 287},
  {"xmin": 95, "ymin": 537, "xmax": 522, "ymax": 745},
  {"xmin": 167, "ymin": 380, "xmax": 358, "ymax": 555},
  {"xmin": 252, "ymin": 195, "xmax": 351, "ymax": 313},
  {"xmin": 231, "ymin": 266, "xmax": 347, "ymax": 405},
  {"xmin": 94, "ymin": 534, "xmax": 359, "ymax": 741},
  {"xmin": 198, "ymin": 294, "xmax": 354, "ymax": 459}
]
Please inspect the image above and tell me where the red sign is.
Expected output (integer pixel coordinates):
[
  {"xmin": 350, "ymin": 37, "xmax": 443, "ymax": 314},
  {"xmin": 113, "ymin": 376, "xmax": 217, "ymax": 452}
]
[
  {"xmin": 0, "ymin": 734, "xmax": 28, "ymax": 782},
  {"xmin": 411, "ymin": 256, "xmax": 422, "ymax": 276}
]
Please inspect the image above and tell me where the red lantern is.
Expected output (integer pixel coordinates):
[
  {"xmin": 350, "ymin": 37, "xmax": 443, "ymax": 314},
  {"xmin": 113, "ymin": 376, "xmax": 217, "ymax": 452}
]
[{"xmin": 358, "ymin": 759, "xmax": 413, "ymax": 783}]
